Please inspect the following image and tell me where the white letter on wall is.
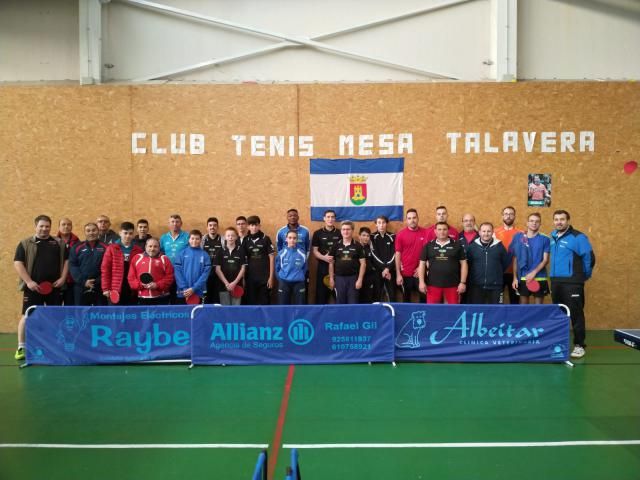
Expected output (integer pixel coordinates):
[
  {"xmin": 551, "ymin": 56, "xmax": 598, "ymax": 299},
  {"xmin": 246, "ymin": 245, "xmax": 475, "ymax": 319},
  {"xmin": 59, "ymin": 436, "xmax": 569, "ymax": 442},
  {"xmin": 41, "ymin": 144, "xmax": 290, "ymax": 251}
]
[{"xmin": 132, "ymin": 132, "xmax": 146, "ymax": 154}]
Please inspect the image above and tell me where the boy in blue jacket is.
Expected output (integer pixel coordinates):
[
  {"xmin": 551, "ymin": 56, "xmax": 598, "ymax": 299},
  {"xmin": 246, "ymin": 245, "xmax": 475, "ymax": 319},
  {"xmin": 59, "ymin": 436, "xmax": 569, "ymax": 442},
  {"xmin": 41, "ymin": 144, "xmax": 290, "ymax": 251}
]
[
  {"xmin": 276, "ymin": 230, "xmax": 308, "ymax": 305},
  {"xmin": 174, "ymin": 230, "xmax": 211, "ymax": 304}
]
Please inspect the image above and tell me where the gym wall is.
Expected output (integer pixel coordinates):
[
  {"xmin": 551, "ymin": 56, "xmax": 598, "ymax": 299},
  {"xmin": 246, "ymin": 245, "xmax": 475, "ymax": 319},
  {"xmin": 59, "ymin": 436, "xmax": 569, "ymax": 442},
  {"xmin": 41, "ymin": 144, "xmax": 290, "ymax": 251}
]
[{"xmin": 0, "ymin": 82, "xmax": 637, "ymax": 332}]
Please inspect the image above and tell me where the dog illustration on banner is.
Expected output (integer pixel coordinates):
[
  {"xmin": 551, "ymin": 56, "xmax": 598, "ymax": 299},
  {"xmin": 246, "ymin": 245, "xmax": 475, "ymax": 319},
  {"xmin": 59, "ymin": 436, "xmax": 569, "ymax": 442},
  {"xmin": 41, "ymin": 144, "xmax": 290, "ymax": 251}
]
[
  {"xmin": 395, "ymin": 311, "xmax": 427, "ymax": 349},
  {"xmin": 56, "ymin": 315, "xmax": 90, "ymax": 352}
]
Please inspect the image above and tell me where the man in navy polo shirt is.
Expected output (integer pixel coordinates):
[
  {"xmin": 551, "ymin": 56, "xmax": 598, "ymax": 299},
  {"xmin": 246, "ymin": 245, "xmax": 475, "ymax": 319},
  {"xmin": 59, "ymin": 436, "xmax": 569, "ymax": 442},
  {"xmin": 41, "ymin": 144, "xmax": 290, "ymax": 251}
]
[{"xmin": 328, "ymin": 221, "xmax": 366, "ymax": 304}]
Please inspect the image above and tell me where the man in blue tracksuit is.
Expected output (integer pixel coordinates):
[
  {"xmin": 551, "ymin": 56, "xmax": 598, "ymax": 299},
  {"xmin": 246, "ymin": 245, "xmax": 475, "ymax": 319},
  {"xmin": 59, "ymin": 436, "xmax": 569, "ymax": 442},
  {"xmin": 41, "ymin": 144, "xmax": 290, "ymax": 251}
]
[
  {"xmin": 173, "ymin": 230, "xmax": 211, "ymax": 304},
  {"xmin": 466, "ymin": 223, "xmax": 510, "ymax": 304},
  {"xmin": 69, "ymin": 223, "xmax": 108, "ymax": 305},
  {"xmin": 276, "ymin": 230, "xmax": 308, "ymax": 305},
  {"xmin": 550, "ymin": 210, "xmax": 594, "ymax": 359}
]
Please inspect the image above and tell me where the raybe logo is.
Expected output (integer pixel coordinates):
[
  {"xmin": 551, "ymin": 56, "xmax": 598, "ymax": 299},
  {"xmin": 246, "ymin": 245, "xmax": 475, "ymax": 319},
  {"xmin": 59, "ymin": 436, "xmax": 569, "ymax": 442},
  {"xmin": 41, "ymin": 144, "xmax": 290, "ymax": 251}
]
[{"xmin": 288, "ymin": 319, "xmax": 314, "ymax": 346}]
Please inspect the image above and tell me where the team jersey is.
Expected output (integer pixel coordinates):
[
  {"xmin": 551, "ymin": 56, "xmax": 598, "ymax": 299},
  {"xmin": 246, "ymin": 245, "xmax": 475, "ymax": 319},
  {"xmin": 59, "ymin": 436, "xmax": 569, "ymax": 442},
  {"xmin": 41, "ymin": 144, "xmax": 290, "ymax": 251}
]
[
  {"xmin": 159, "ymin": 230, "xmax": 190, "ymax": 263},
  {"xmin": 421, "ymin": 239, "xmax": 466, "ymax": 287},
  {"xmin": 511, "ymin": 232, "xmax": 551, "ymax": 280},
  {"xmin": 214, "ymin": 245, "xmax": 248, "ymax": 288},
  {"xmin": 312, "ymin": 227, "xmax": 341, "ymax": 258},
  {"xmin": 244, "ymin": 231, "xmax": 275, "ymax": 282},
  {"xmin": 330, "ymin": 240, "xmax": 365, "ymax": 277},
  {"xmin": 395, "ymin": 227, "xmax": 428, "ymax": 276}
]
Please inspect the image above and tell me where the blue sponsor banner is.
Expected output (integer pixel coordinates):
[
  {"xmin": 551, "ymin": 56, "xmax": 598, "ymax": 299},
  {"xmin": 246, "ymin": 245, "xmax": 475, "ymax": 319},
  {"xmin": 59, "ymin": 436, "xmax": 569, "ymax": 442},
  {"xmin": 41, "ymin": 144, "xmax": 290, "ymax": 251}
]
[
  {"xmin": 310, "ymin": 206, "xmax": 404, "ymax": 222},
  {"xmin": 393, "ymin": 304, "xmax": 569, "ymax": 363},
  {"xmin": 26, "ymin": 306, "xmax": 192, "ymax": 365},
  {"xmin": 191, "ymin": 304, "xmax": 395, "ymax": 365},
  {"xmin": 310, "ymin": 158, "xmax": 405, "ymax": 174}
]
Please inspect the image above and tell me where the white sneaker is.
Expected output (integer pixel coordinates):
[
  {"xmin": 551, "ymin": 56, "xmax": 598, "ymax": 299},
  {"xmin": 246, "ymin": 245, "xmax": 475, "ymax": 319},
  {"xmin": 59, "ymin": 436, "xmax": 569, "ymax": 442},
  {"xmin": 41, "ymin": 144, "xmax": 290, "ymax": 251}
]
[{"xmin": 571, "ymin": 346, "xmax": 585, "ymax": 358}]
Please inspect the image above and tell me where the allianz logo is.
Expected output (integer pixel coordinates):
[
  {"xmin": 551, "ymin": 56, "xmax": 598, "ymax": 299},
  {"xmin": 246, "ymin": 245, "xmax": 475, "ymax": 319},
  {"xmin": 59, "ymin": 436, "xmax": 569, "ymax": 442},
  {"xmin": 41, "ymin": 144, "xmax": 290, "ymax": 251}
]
[{"xmin": 210, "ymin": 319, "xmax": 314, "ymax": 345}]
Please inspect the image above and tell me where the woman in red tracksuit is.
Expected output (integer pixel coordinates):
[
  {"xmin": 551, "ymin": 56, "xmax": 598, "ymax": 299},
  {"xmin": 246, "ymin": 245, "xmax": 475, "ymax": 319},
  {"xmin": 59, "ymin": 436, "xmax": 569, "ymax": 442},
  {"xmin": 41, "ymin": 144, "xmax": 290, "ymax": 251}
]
[{"xmin": 127, "ymin": 238, "xmax": 175, "ymax": 305}]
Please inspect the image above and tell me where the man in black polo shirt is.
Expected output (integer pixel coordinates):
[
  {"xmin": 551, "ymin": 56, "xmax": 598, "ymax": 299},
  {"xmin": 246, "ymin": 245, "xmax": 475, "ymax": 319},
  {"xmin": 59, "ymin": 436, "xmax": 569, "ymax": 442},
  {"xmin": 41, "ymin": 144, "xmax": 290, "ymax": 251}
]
[
  {"xmin": 13, "ymin": 214, "xmax": 68, "ymax": 360},
  {"xmin": 328, "ymin": 221, "xmax": 366, "ymax": 304},
  {"xmin": 418, "ymin": 222, "xmax": 468, "ymax": 304},
  {"xmin": 244, "ymin": 215, "xmax": 275, "ymax": 305},
  {"xmin": 202, "ymin": 216, "xmax": 223, "ymax": 303},
  {"xmin": 311, "ymin": 209, "xmax": 341, "ymax": 304}
]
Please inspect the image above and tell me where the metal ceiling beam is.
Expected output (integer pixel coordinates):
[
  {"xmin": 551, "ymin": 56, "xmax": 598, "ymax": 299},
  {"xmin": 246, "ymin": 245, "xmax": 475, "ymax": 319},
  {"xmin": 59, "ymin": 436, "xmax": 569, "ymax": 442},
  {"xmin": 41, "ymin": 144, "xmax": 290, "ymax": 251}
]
[
  {"xmin": 118, "ymin": 0, "xmax": 469, "ymax": 81},
  {"xmin": 79, "ymin": 0, "xmax": 104, "ymax": 84},
  {"xmin": 491, "ymin": 0, "xmax": 517, "ymax": 81}
]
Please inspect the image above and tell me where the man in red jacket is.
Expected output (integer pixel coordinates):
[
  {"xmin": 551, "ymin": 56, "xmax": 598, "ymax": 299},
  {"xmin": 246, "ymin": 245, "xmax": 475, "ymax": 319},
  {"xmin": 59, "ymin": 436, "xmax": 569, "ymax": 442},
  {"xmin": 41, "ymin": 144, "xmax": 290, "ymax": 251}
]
[
  {"xmin": 102, "ymin": 222, "xmax": 143, "ymax": 305},
  {"xmin": 128, "ymin": 238, "xmax": 174, "ymax": 305}
]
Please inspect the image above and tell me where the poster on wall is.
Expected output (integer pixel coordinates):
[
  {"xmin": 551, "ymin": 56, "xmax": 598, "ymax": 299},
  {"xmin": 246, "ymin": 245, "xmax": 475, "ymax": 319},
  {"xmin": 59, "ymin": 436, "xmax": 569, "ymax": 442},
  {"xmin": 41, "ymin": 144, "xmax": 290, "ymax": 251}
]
[{"xmin": 528, "ymin": 174, "xmax": 552, "ymax": 207}]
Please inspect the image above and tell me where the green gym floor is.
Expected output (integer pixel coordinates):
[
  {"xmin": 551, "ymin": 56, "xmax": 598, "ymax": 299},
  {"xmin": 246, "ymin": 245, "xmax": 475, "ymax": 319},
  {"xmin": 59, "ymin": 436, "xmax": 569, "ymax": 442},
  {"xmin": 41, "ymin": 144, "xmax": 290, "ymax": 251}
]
[{"xmin": 0, "ymin": 331, "xmax": 638, "ymax": 480}]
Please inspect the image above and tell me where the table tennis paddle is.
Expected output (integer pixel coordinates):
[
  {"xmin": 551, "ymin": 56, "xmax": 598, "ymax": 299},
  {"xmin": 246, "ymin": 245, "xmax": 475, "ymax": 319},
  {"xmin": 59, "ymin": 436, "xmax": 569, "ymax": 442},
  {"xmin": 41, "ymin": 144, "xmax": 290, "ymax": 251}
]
[
  {"xmin": 322, "ymin": 274, "xmax": 331, "ymax": 288},
  {"xmin": 186, "ymin": 293, "xmax": 201, "ymax": 305},
  {"xmin": 39, "ymin": 281, "xmax": 53, "ymax": 295},
  {"xmin": 109, "ymin": 290, "xmax": 120, "ymax": 304},
  {"xmin": 526, "ymin": 279, "xmax": 541, "ymax": 293},
  {"xmin": 231, "ymin": 285, "xmax": 244, "ymax": 298},
  {"xmin": 140, "ymin": 273, "xmax": 154, "ymax": 284}
]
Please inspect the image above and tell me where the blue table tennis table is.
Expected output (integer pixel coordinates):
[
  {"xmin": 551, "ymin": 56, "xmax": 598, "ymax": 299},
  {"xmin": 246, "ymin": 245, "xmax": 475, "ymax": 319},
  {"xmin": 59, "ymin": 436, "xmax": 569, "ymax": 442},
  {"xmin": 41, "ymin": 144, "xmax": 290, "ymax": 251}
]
[{"xmin": 614, "ymin": 329, "xmax": 640, "ymax": 350}]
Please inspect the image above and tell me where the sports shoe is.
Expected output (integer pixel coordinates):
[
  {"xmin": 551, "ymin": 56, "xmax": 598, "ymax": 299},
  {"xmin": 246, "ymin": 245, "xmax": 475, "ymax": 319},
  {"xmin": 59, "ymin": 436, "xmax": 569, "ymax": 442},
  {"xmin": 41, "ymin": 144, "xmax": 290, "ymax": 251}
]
[
  {"xmin": 570, "ymin": 345, "xmax": 585, "ymax": 359},
  {"xmin": 14, "ymin": 347, "xmax": 25, "ymax": 361}
]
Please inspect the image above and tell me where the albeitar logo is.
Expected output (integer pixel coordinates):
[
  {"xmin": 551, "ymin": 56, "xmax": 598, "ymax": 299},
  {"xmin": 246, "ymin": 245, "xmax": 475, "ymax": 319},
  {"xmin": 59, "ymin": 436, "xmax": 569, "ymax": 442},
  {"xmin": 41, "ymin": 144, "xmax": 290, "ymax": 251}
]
[
  {"xmin": 429, "ymin": 311, "xmax": 544, "ymax": 345},
  {"xmin": 349, "ymin": 175, "xmax": 367, "ymax": 206},
  {"xmin": 395, "ymin": 310, "xmax": 545, "ymax": 348}
]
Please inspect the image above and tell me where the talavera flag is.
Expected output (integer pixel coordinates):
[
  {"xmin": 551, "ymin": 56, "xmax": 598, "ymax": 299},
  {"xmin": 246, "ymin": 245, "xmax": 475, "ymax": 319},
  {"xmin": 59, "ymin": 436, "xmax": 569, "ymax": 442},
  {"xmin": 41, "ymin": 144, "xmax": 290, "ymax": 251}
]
[{"xmin": 310, "ymin": 158, "xmax": 404, "ymax": 221}]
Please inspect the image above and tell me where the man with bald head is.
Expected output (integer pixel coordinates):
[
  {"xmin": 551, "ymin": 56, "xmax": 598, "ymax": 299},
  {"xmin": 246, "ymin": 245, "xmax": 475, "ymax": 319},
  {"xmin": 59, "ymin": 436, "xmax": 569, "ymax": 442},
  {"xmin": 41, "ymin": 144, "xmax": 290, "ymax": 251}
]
[
  {"xmin": 96, "ymin": 215, "xmax": 118, "ymax": 244},
  {"xmin": 458, "ymin": 213, "xmax": 479, "ymax": 251}
]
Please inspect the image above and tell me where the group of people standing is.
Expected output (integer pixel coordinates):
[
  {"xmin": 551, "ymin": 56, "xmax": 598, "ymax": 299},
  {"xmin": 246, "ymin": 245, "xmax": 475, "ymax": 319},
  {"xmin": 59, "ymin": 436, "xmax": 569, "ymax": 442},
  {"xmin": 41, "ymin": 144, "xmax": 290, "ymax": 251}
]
[{"xmin": 13, "ymin": 205, "xmax": 594, "ymax": 361}]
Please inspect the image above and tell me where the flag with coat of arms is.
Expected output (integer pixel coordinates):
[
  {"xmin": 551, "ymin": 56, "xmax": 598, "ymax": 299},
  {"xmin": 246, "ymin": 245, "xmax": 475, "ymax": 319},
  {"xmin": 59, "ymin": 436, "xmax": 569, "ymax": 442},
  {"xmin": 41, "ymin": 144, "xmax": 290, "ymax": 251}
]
[{"xmin": 309, "ymin": 158, "xmax": 404, "ymax": 221}]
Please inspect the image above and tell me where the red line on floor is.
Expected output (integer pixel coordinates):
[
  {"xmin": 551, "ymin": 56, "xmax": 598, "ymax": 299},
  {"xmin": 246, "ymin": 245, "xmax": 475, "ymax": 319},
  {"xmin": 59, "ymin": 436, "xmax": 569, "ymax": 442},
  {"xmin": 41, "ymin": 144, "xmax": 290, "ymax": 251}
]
[{"xmin": 268, "ymin": 364, "xmax": 295, "ymax": 480}]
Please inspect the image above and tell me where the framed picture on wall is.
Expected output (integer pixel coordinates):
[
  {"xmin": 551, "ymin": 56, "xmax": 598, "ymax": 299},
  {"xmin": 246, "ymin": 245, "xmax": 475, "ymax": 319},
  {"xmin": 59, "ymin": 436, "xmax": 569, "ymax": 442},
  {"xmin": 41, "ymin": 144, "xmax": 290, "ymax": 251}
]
[{"xmin": 528, "ymin": 173, "xmax": 552, "ymax": 207}]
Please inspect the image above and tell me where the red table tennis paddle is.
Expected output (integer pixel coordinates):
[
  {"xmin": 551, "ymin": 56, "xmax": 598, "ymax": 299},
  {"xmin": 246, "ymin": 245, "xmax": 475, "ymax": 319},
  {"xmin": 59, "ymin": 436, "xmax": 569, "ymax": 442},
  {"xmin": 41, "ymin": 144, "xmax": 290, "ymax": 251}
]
[
  {"xmin": 231, "ymin": 285, "xmax": 244, "ymax": 298},
  {"xmin": 109, "ymin": 290, "xmax": 120, "ymax": 304},
  {"xmin": 526, "ymin": 279, "xmax": 541, "ymax": 293},
  {"xmin": 186, "ymin": 293, "xmax": 201, "ymax": 305},
  {"xmin": 39, "ymin": 281, "xmax": 53, "ymax": 295}
]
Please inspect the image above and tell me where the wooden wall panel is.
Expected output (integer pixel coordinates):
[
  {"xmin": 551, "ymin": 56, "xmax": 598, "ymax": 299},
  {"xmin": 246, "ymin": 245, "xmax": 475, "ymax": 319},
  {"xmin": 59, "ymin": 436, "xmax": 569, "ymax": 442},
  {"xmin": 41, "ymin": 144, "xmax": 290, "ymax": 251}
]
[{"xmin": 0, "ymin": 82, "xmax": 638, "ymax": 332}]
